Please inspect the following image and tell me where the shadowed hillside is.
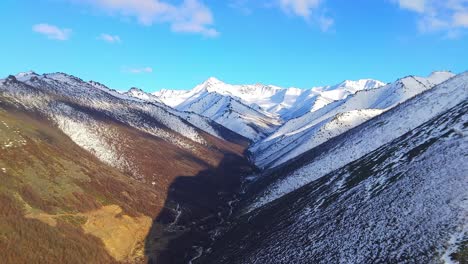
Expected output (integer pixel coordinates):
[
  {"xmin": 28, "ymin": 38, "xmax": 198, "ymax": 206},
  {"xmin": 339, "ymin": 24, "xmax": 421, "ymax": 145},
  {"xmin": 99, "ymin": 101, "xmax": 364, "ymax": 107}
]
[
  {"xmin": 0, "ymin": 81, "xmax": 253, "ymax": 263},
  {"xmin": 145, "ymin": 153, "xmax": 254, "ymax": 263}
]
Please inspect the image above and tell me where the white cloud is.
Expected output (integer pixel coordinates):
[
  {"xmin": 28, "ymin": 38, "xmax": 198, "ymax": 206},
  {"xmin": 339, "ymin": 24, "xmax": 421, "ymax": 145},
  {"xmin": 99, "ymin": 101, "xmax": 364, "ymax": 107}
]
[
  {"xmin": 394, "ymin": 0, "xmax": 468, "ymax": 37},
  {"xmin": 125, "ymin": 67, "xmax": 153, "ymax": 74},
  {"xmin": 32, "ymin": 23, "xmax": 72, "ymax": 40},
  {"xmin": 228, "ymin": 0, "xmax": 253, "ymax": 15},
  {"xmin": 279, "ymin": 0, "xmax": 321, "ymax": 18},
  {"xmin": 453, "ymin": 11, "xmax": 468, "ymax": 27},
  {"xmin": 318, "ymin": 14, "xmax": 334, "ymax": 31},
  {"xmin": 279, "ymin": 0, "xmax": 333, "ymax": 31},
  {"xmin": 396, "ymin": 0, "xmax": 426, "ymax": 13},
  {"xmin": 75, "ymin": 0, "xmax": 218, "ymax": 37},
  {"xmin": 98, "ymin": 33, "xmax": 121, "ymax": 43},
  {"xmin": 229, "ymin": 0, "xmax": 333, "ymax": 31}
]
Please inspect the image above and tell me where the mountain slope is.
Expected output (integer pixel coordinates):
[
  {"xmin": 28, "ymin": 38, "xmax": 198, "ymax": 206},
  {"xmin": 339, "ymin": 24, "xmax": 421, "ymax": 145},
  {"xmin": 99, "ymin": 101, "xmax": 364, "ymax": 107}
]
[
  {"xmin": 243, "ymin": 71, "xmax": 466, "ymax": 212},
  {"xmin": 200, "ymin": 99, "xmax": 468, "ymax": 264},
  {"xmin": 0, "ymin": 72, "xmax": 254, "ymax": 263},
  {"xmin": 15, "ymin": 72, "xmax": 247, "ymax": 145},
  {"xmin": 152, "ymin": 77, "xmax": 383, "ymax": 140},
  {"xmin": 154, "ymin": 77, "xmax": 384, "ymax": 120},
  {"xmin": 124, "ymin": 87, "xmax": 165, "ymax": 105},
  {"xmin": 250, "ymin": 71, "xmax": 456, "ymax": 169},
  {"xmin": 178, "ymin": 92, "xmax": 280, "ymax": 140},
  {"xmin": 152, "ymin": 78, "xmax": 281, "ymax": 140}
]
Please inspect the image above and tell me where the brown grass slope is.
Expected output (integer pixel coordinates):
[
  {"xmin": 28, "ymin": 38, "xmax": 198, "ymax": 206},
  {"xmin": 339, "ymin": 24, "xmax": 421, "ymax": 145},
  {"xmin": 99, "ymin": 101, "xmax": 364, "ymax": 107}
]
[{"xmin": 0, "ymin": 94, "xmax": 252, "ymax": 263}]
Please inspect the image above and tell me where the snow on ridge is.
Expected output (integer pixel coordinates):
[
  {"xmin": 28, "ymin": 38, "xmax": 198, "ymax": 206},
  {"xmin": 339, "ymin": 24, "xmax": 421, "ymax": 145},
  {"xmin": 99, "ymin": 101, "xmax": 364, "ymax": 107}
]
[
  {"xmin": 250, "ymin": 71, "xmax": 457, "ymax": 169},
  {"xmin": 50, "ymin": 103, "xmax": 142, "ymax": 178},
  {"xmin": 154, "ymin": 77, "xmax": 385, "ymax": 120},
  {"xmin": 2, "ymin": 71, "xmax": 213, "ymax": 149},
  {"xmin": 228, "ymin": 108, "xmax": 467, "ymax": 263},
  {"xmin": 124, "ymin": 87, "xmax": 164, "ymax": 105},
  {"xmin": 178, "ymin": 91, "xmax": 280, "ymax": 140},
  {"xmin": 247, "ymin": 72, "xmax": 467, "ymax": 211}
]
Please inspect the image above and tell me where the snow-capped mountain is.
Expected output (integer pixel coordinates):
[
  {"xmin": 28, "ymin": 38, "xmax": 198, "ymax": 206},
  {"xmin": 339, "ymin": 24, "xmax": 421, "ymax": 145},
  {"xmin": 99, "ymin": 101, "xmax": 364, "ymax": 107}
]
[
  {"xmin": 12, "ymin": 72, "xmax": 248, "ymax": 144},
  {"xmin": 154, "ymin": 77, "xmax": 384, "ymax": 120},
  {"xmin": 151, "ymin": 76, "xmax": 383, "ymax": 140},
  {"xmin": 155, "ymin": 77, "xmax": 284, "ymax": 140},
  {"xmin": 250, "ymin": 71, "xmax": 456, "ymax": 169},
  {"xmin": 0, "ymin": 71, "xmax": 258, "ymax": 263},
  {"xmin": 0, "ymin": 71, "xmax": 253, "ymax": 174},
  {"xmin": 168, "ymin": 71, "xmax": 468, "ymax": 264},
  {"xmin": 124, "ymin": 86, "xmax": 164, "ymax": 105},
  {"xmin": 201, "ymin": 97, "xmax": 468, "ymax": 264},
  {"xmin": 244, "ymin": 71, "xmax": 466, "ymax": 212},
  {"xmin": 2, "ymin": 69, "xmax": 466, "ymax": 263},
  {"xmin": 178, "ymin": 92, "xmax": 280, "ymax": 141}
]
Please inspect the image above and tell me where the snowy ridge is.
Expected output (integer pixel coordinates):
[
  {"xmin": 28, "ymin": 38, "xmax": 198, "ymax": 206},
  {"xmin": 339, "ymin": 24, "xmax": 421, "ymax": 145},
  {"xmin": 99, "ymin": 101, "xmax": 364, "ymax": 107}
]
[
  {"xmin": 50, "ymin": 102, "xmax": 140, "ymax": 177},
  {"xmin": 152, "ymin": 76, "xmax": 383, "ymax": 140},
  {"xmin": 0, "ymin": 72, "xmax": 241, "ymax": 153},
  {"xmin": 178, "ymin": 92, "xmax": 280, "ymax": 140},
  {"xmin": 124, "ymin": 87, "xmax": 164, "ymax": 105},
  {"xmin": 204, "ymin": 99, "xmax": 468, "ymax": 263},
  {"xmin": 247, "ymin": 71, "xmax": 466, "ymax": 211},
  {"xmin": 122, "ymin": 89, "xmax": 243, "ymax": 141},
  {"xmin": 154, "ymin": 77, "xmax": 384, "ymax": 120},
  {"xmin": 0, "ymin": 71, "xmax": 255, "ymax": 183},
  {"xmin": 250, "ymin": 71, "xmax": 456, "ymax": 168}
]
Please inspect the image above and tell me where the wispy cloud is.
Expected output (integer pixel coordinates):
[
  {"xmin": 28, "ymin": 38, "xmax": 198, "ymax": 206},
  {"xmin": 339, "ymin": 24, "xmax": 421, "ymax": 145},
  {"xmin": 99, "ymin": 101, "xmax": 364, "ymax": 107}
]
[
  {"xmin": 32, "ymin": 23, "xmax": 72, "ymax": 40},
  {"xmin": 229, "ymin": 0, "xmax": 334, "ymax": 31},
  {"xmin": 98, "ymin": 33, "xmax": 121, "ymax": 43},
  {"xmin": 393, "ymin": 0, "xmax": 468, "ymax": 38},
  {"xmin": 279, "ymin": 0, "xmax": 322, "ymax": 18},
  {"xmin": 396, "ymin": 0, "xmax": 426, "ymax": 13},
  {"xmin": 74, "ymin": 0, "xmax": 219, "ymax": 37},
  {"xmin": 228, "ymin": 0, "xmax": 253, "ymax": 15},
  {"xmin": 124, "ymin": 67, "xmax": 153, "ymax": 74},
  {"xmin": 274, "ymin": 0, "xmax": 335, "ymax": 31},
  {"xmin": 453, "ymin": 9, "xmax": 468, "ymax": 27}
]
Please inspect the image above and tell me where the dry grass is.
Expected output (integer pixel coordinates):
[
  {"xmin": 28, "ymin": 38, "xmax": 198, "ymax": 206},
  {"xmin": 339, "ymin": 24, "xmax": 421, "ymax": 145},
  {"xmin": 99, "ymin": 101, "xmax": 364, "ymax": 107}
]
[
  {"xmin": 82, "ymin": 205, "xmax": 152, "ymax": 262},
  {"xmin": 0, "ymin": 98, "xmax": 251, "ymax": 263}
]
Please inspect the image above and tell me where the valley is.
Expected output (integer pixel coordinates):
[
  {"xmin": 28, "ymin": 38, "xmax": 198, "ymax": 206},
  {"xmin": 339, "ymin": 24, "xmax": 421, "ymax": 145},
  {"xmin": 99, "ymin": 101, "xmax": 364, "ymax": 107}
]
[{"xmin": 0, "ymin": 70, "xmax": 466, "ymax": 263}]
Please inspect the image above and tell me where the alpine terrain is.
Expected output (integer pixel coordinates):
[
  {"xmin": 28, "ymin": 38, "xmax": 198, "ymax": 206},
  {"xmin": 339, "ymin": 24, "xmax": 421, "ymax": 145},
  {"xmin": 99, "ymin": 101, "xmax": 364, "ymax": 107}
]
[{"xmin": 0, "ymin": 70, "xmax": 466, "ymax": 264}]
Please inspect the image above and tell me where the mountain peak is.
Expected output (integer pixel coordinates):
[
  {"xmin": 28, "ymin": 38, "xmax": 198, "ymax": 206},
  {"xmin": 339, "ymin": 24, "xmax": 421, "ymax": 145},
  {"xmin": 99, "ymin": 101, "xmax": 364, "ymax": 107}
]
[
  {"xmin": 336, "ymin": 79, "xmax": 385, "ymax": 89},
  {"xmin": 428, "ymin": 70, "xmax": 455, "ymax": 79},
  {"xmin": 200, "ymin": 77, "xmax": 225, "ymax": 89},
  {"xmin": 191, "ymin": 77, "xmax": 226, "ymax": 93},
  {"xmin": 16, "ymin": 70, "xmax": 37, "ymax": 77},
  {"xmin": 205, "ymin": 77, "xmax": 223, "ymax": 84},
  {"xmin": 129, "ymin": 87, "xmax": 144, "ymax": 93},
  {"xmin": 89, "ymin": 80, "xmax": 109, "ymax": 90},
  {"xmin": 15, "ymin": 71, "xmax": 39, "ymax": 82},
  {"xmin": 4, "ymin": 75, "xmax": 18, "ymax": 84}
]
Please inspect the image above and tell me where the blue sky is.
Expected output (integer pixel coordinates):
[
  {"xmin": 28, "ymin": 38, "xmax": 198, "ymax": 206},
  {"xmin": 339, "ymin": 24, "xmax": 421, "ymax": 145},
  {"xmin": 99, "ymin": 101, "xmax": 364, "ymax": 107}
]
[{"xmin": 1, "ymin": 0, "xmax": 467, "ymax": 92}]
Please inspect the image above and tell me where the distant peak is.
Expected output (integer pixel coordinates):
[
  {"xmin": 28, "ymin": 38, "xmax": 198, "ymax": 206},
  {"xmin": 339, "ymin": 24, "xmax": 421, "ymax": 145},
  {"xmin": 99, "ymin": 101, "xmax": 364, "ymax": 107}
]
[
  {"xmin": 44, "ymin": 72, "xmax": 85, "ymax": 83},
  {"xmin": 429, "ymin": 70, "xmax": 455, "ymax": 78},
  {"xmin": 4, "ymin": 75, "xmax": 18, "ymax": 84},
  {"xmin": 339, "ymin": 79, "xmax": 384, "ymax": 85},
  {"xmin": 16, "ymin": 70, "xmax": 38, "ymax": 77},
  {"xmin": 330, "ymin": 79, "xmax": 385, "ymax": 91},
  {"xmin": 14, "ymin": 71, "xmax": 39, "ymax": 82},
  {"xmin": 206, "ymin": 76, "xmax": 221, "ymax": 82},
  {"xmin": 202, "ymin": 77, "xmax": 224, "ymax": 86},
  {"xmin": 431, "ymin": 70, "xmax": 452, "ymax": 74},
  {"xmin": 89, "ymin": 80, "xmax": 109, "ymax": 90},
  {"xmin": 129, "ymin": 87, "xmax": 143, "ymax": 92},
  {"xmin": 191, "ymin": 77, "xmax": 225, "ymax": 93}
]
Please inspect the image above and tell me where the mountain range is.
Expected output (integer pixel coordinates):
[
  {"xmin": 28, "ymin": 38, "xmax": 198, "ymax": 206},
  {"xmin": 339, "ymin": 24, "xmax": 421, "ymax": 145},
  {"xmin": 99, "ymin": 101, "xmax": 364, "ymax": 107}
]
[{"xmin": 0, "ymin": 70, "xmax": 466, "ymax": 264}]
